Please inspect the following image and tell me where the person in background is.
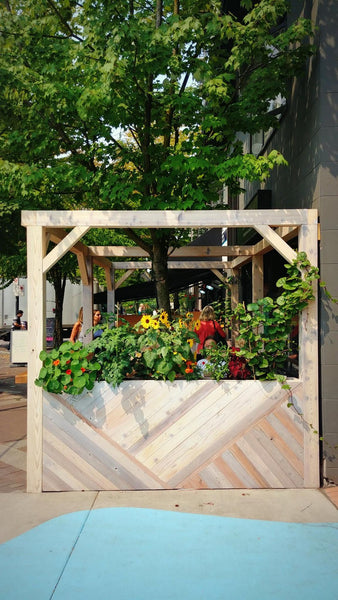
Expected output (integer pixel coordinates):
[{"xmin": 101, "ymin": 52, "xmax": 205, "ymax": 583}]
[
  {"xmin": 194, "ymin": 305, "xmax": 226, "ymax": 360},
  {"xmin": 12, "ymin": 309, "xmax": 25, "ymax": 330},
  {"xmin": 93, "ymin": 309, "xmax": 103, "ymax": 339},
  {"xmin": 196, "ymin": 336, "xmax": 218, "ymax": 375},
  {"xmin": 70, "ymin": 308, "xmax": 103, "ymax": 343},
  {"xmin": 69, "ymin": 307, "xmax": 83, "ymax": 343}
]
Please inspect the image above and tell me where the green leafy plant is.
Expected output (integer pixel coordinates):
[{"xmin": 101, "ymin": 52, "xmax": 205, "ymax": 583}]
[
  {"xmin": 34, "ymin": 341, "xmax": 101, "ymax": 395},
  {"xmin": 89, "ymin": 311, "xmax": 200, "ymax": 385},
  {"xmin": 35, "ymin": 311, "xmax": 200, "ymax": 394},
  {"xmin": 203, "ymin": 252, "xmax": 319, "ymax": 383},
  {"xmin": 35, "ymin": 253, "xmax": 322, "ymax": 394}
]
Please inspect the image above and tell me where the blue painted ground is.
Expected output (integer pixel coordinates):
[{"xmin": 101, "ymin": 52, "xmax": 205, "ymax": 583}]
[{"xmin": 0, "ymin": 508, "xmax": 337, "ymax": 600}]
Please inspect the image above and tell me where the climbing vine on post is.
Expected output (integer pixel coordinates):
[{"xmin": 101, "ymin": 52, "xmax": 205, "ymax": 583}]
[{"xmin": 231, "ymin": 252, "xmax": 319, "ymax": 381}]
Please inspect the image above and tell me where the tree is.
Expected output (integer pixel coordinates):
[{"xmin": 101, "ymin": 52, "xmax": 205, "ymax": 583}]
[{"xmin": 0, "ymin": 0, "xmax": 315, "ymax": 313}]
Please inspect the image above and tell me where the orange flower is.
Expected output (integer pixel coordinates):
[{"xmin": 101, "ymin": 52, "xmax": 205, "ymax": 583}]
[
  {"xmin": 81, "ymin": 367, "xmax": 86, "ymax": 373},
  {"xmin": 53, "ymin": 359, "xmax": 60, "ymax": 366},
  {"xmin": 185, "ymin": 367, "xmax": 193, "ymax": 374}
]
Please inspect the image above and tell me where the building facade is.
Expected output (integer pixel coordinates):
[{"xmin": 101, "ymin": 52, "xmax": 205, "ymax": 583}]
[{"xmin": 238, "ymin": 0, "xmax": 338, "ymax": 483}]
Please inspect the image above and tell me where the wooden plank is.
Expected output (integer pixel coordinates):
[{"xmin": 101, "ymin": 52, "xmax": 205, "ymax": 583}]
[
  {"xmin": 234, "ymin": 436, "xmax": 286, "ymax": 488},
  {"xmin": 245, "ymin": 427, "xmax": 304, "ymax": 487},
  {"xmin": 299, "ymin": 222, "xmax": 319, "ymax": 487},
  {"xmin": 110, "ymin": 261, "xmax": 227, "ymax": 269},
  {"xmin": 257, "ymin": 419, "xmax": 304, "ymax": 477},
  {"xmin": 103, "ymin": 265, "xmax": 113, "ymax": 292},
  {"xmin": 48, "ymin": 228, "xmax": 112, "ymax": 270},
  {"xmin": 138, "ymin": 381, "xmax": 291, "ymax": 482},
  {"xmin": 82, "ymin": 257, "xmax": 93, "ymax": 344},
  {"xmin": 230, "ymin": 443, "xmax": 270, "ymax": 488},
  {"xmin": 43, "ymin": 392, "xmax": 167, "ymax": 490},
  {"xmin": 252, "ymin": 255, "xmax": 264, "ymax": 302},
  {"xmin": 211, "ymin": 269, "xmax": 227, "ymax": 283},
  {"xmin": 41, "ymin": 379, "xmax": 308, "ymax": 491},
  {"xmin": 214, "ymin": 450, "xmax": 263, "ymax": 488},
  {"xmin": 115, "ymin": 269, "xmax": 135, "ymax": 290},
  {"xmin": 252, "ymin": 225, "xmax": 297, "ymax": 265},
  {"xmin": 89, "ymin": 245, "xmax": 254, "ymax": 257},
  {"xmin": 22, "ymin": 209, "xmax": 318, "ymax": 228},
  {"xmin": 26, "ymin": 226, "xmax": 46, "ymax": 493},
  {"xmin": 199, "ymin": 460, "xmax": 243, "ymax": 489},
  {"xmin": 229, "ymin": 226, "xmax": 299, "ymax": 270},
  {"xmin": 15, "ymin": 371, "xmax": 27, "ymax": 384},
  {"xmin": 43, "ymin": 226, "xmax": 90, "ymax": 273},
  {"xmin": 77, "ymin": 251, "xmax": 89, "ymax": 286},
  {"xmin": 267, "ymin": 408, "xmax": 304, "ymax": 456}
]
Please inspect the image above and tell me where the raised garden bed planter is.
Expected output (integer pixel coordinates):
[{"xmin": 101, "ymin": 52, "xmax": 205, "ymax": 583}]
[{"xmin": 43, "ymin": 378, "xmax": 310, "ymax": 491}]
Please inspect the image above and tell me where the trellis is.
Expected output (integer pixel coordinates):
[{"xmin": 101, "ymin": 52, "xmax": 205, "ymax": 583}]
[{"xmin": 22, "ymin": 209, "xmax": 319, "ymax": 492}]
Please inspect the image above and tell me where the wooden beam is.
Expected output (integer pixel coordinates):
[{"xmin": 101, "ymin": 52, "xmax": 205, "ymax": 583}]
[
  {"xmin": 211, "ymin": 269, "xmax": 227, "ymax": 283},
  {"xmin": 43, "ymin": 226, "xmax": 90, "ymax": 274},
  {"xmin": 253, "ymin": 225, "xmax": 297, "ymax": 264},
  {"xmin": 103, "ymin": 266, "xmax": 113, "ymax": 292},
  {"xmin": 88, "ymin": 245, "xmax": 254, "ymax": 257},
  {"xmin": 47, "ymin": 228, "xmax": 88, "ymax": 256},
  {"xmin": 22, "ymin": 209, "xmax": 318, "ymax": 228},
  {"xmin": 252, "ymin": 255, "xmax": 264, "ymax": 302},
  {"xmin": 110, "ymin": 261, "xmax": 227, "ymax": 270},
  {"xmin": 47, "ymin": 228, "xmax": 112, "ymax": 270},
  {"xmin": 77, "ymin": 252, "xmax": 89, "ymax": 286},
  {"xmin": 115, "ymin": 270, "xmax": 135, "ymax": 290},
  {"xmin": 229, "ymin": 226, "xmax": 299, "ymax": 270}
]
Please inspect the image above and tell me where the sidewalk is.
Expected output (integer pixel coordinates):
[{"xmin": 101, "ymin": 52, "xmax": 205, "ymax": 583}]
[
  {"xmin": 0, "ymin": 345, "xmax": 337, "ymax": 534},
  {"xmin": 0, "ymin": 346, "xmax": 337, "ymax": 598}
]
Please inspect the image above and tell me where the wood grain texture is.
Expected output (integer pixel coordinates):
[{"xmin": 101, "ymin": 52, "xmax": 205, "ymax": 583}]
[
  {"xmin": 42, "ymin": 379, "xmax": 313, "ymax": 491},
  {"xmin": 22, "ymin": 209, "xmax": 318, "ymax": 228}
]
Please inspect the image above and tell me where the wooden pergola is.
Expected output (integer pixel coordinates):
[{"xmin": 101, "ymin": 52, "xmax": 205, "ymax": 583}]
[{"xmin": 22, "ymin": 209, "xmax": 319, "ymax": 492}]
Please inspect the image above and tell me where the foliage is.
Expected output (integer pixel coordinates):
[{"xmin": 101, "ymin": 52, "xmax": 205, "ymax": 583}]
[
  {"xmin": 35, "ymin": 252, "xmax": 321, "ymax": 396},
  {"xmin": 0, "ymin": 0, "xmax": 316, "ymax": 312},
  {"xmin": 203, "ymin": 252, "xmax": 319, "ymax": 382},
  {"xmin": 35, "ymin": 311, "xmax": 200, "ymax": 392},
  {"xmin": 34, "ymin": 341, "xmax": 101, "ymax": 395}
]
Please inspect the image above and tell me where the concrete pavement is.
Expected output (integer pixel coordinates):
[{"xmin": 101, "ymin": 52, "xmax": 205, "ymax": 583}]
[{"xmin": 0, "ymin": 344, "xmax": 337, "ymax": 547}]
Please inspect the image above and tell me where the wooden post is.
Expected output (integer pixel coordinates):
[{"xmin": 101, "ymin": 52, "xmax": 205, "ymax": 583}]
[
  {"xmin": 107, "ymin": 266, "xmax": 115, "ymax": 324},
  {"xmin": 82, "ymin": 256, "xmax": 93, "ymax": 344},
  {"xmin": 252, "ymin": 255, "xmax": 264, "ymax": 302},
  {"xmin": 298, "ymin": 221, "xmax": 319, "ymax": 487},
  {"xmin": 26, "ymin": 226, "xmax": 46, "ymax": 492}
]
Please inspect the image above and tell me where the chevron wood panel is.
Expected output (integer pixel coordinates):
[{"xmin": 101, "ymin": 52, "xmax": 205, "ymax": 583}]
[{"xmin": 42, "ymin": 379, "xmax": 311, "ymax": 491}]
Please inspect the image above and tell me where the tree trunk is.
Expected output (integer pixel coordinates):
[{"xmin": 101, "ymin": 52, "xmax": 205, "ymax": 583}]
[
  {"xmin": 151, "ymin": 233, "xmax": 171, "ymax": 314},
  {"xmin": 49, "ymin": 265, "xmax": 67, "ymax": 348}
]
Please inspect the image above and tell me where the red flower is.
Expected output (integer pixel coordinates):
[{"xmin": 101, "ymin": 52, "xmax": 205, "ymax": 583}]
[
  {"xmin": 66, "ymin": 360, "xmax": 71, "ymax": 364},
  {"xmin": 53, "ymin": 359, "xmax": 60, "ymax": 366},
  {"xmin": 66, "ymin": 369, "xmax": 72, "ymax": 375},
  {"xmin": 81, "ymin": 367, "xmax": 86, "ymax": 373},
  {"xmin": 185, "ymin": 367, "xmax": 193, "ymax": 374}
]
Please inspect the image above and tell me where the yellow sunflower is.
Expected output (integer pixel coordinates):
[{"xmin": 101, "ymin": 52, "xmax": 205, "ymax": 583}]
[
  {"xmin": 140, "ymin": 315, "xmax": 152, "ymax": 329},
  {"xmin": 151, "ymin": 318, "xmax": 160, "ymax": 330},
  {"xmin": 194, "ymin": 318, "xmax": 201, "ymax": 331},
  {"xmin": 159, "ymin": 311, "xmax": 169, "ymax": 326}
]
